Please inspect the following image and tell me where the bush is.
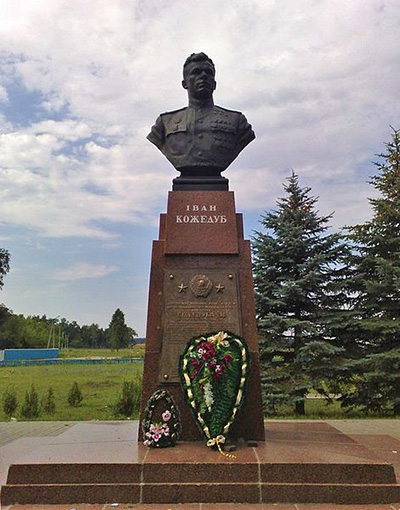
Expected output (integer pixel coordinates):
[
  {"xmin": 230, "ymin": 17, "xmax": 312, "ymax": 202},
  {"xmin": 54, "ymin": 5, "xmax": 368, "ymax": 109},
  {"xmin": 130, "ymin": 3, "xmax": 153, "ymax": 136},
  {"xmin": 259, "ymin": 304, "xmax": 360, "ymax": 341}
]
[
  {"xmin": 113, "ymin": 381, "xmax": 140, "ymax": 417},
  {"xmin": 21, "ymin": 384, "xmax": 40, "ymax": 418},
  {"xmin": 42, "ymin": 387, "xmax": 56, "ymax": 415},
  {"xmin": 3, "ymin": 386, "xmax": 18, "ymax": 418},
  {"xmin": 67, "ymin": 381, "xmax": 83, "ymax": 407}
]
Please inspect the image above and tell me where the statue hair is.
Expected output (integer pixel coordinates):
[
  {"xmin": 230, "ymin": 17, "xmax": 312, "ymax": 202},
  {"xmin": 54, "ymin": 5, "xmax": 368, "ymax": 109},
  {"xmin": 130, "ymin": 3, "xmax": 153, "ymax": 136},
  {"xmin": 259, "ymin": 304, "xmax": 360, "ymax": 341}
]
[{"xmin": 183, "ymin": 53, "xmax": 215, "ymax": 74}]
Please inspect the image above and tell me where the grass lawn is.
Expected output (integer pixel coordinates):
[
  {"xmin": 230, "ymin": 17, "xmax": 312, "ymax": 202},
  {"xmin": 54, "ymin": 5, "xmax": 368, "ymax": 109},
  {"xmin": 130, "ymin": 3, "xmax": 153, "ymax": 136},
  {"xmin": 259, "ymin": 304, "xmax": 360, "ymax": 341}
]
[
  {"xmin": 59, "ymin": 345, "xmax": 145, "ymax": 359},
  {"xmin": 0, "ymin": 361, "xmax": 389, "ymax": 422},
  {"xmin": 0, "ymin": 363, "xmax": 143, "ymax": 422}
]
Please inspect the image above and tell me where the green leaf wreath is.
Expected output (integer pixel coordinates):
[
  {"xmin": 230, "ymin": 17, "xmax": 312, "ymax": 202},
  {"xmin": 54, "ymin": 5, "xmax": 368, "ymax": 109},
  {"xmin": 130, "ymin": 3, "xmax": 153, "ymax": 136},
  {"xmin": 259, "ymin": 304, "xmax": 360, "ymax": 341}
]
[
  {"xmin": 142, "ymin": 389, "xmax": 181, "ymax": 448},
  {"xmin": 179, "ymin": 331, "xmax": 249, "ymax": 451}
]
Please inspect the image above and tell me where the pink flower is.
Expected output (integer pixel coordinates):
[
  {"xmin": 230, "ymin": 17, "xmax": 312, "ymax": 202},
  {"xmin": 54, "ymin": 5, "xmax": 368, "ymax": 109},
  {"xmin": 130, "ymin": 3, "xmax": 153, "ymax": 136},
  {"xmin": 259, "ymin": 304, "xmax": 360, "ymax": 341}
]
[
  {"xmin": 162, "ymin": 410, "xmax": 172, "ymax": 422},
  {"xmin": 153, "ymin": 433, "xmax": 161, "ymax": 442},
  {"xmin": 143, "ymin": 439, "xmax": 151, "ymax": 447}
]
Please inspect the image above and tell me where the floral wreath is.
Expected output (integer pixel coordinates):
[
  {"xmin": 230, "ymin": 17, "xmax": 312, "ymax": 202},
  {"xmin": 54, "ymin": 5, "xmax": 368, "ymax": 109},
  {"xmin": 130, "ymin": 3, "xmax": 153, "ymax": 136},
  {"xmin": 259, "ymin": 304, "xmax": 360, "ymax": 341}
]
[
  {"xmin": 179, "ymin": 331, "xmax": 249, "ymax": 456},
  {"xmin": 141, "ymin": 389, "xmax": 181, "ymax": 448}
]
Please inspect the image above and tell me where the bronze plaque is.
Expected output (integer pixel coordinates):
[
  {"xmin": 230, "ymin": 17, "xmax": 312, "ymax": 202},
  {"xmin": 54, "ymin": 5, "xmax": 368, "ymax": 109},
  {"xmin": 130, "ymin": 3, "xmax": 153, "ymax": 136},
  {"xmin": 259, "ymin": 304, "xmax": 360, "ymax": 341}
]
[{"xmin": 159, "ymin": 269, "xmax": 241, "ymax": 382}]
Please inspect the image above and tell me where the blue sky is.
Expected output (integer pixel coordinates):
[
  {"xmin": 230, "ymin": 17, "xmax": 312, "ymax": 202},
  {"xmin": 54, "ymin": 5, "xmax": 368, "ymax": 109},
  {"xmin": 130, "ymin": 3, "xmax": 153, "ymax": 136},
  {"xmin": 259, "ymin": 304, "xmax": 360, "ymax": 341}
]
[{"xmin": 1, "ymin": 0, "xmax": 400, "ymax": 334}]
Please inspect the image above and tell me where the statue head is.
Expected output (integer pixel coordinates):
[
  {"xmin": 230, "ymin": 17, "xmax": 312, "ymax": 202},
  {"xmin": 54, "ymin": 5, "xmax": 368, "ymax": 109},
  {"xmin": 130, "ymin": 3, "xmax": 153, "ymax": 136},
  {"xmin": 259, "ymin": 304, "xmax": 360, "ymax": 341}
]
[{"xmin": 182, "ymin": 52, "xmax": 216, "ymax": 101}]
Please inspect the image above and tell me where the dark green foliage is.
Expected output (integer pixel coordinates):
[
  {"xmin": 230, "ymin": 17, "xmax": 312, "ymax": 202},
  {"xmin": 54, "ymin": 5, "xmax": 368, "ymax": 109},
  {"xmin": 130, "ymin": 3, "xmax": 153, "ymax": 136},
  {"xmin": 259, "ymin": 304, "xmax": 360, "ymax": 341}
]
[
  {"xmin": 67, "ymin": 381, "xmax": 83, "ymax": 407},
  {"xmin": 113, "ymin": 381, "xmax": 140, "ymax": 417},
  {"xmin": 0, "ymin": 309, "xmax": 128, "ymax": 350},
  {"xmin": 209, "ymin": 349, "xmax": 240, "ymax": 438},
  {"xmin": 341, "ymin": 349, "xmax": 400, "ymax": 415},
  {"xmin": 253, "ymin": 172, "xmax": 350, "ymax": 415},
  {"xmin": 42, "ymin": 387, "xmax": 56, "ymax": 415},
  {"xmin": 21, "ymin": 384, "xmax": 40, "ymax": 418},
  {"xmin": 342, "ymin": 128, "xmax": 400, "ymax": 415},
  {"xmin": 107, "ymin": 308, "xmax": 133, "ymax": 351},
  {"xmin": 0, "ymin": 248, "xmax": 10, "ymax": 290},
  {"xmin": 3, "ymin": 386, "xmax": 18, "ymax": 418}
]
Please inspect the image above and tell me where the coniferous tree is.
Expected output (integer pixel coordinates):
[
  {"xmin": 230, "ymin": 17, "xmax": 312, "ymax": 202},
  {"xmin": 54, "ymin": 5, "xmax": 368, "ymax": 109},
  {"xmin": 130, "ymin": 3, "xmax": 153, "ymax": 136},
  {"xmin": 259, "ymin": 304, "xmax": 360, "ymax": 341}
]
[
  {"xmin": 67, "ymin": 381, "xmax": 83, "ymax": 407},
  {"xmin": 42, "ymin": 387, "xmax": 56, "ymax": 415},
  {"xmin": 21, "ymin": 384, "xmax": 40, "ymax": 418},
  {"xmin": 253, "ymin": 172, "xmax": 350, "ymax": 415},
  {"xmin": 0, "ymin": 248, "xmax": 10, "ymax": 290},
  {"xmin": 343, "ymin": 127, "xmax": 400, "ymax": 415},
  {"xmin": 107, "ymin": 308, "xmax": 132, "ymax": 351},
  {"xmin": 3, "ymin": 386, "xmax": 18, "ymax": 419}
]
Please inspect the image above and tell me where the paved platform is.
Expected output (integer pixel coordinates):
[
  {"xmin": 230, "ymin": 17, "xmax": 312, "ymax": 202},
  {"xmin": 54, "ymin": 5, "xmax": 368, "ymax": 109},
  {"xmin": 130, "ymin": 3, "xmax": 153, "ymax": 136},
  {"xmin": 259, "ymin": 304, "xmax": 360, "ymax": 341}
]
[
  {"xmin": 1, "ymin": 419, "xmax": 399, "ymax": 508},
  {"xmin": 2, "ymin": 505, "xmax": 400, "ymax": 510}
]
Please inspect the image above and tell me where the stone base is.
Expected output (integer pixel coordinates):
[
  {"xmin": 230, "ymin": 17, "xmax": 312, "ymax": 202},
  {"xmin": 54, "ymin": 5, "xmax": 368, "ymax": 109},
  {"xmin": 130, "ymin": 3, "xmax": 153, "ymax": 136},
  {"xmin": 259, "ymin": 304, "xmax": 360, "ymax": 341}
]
[
  {"xmin": 172, "ymin": 175, "xmax": 229, "ymax": 190},
  {"xmin": 139, "ymin": 190, "xmax": 265, "ymax": 442},
  {"xmin": 2, "ymin": 422, "xmax": 400, "ymax": 505}
]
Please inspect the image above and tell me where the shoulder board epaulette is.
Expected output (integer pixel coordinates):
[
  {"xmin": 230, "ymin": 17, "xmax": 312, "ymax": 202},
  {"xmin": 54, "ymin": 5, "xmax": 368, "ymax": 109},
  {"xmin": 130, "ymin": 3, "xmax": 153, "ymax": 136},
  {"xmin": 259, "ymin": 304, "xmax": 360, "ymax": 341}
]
[
  {"xmin": 160, "ymin": 107, "xmax": 186, "ymax": 117},
  {"xmin": 214, "ymin": 105, "xmax": 241, "ymax": 115}
]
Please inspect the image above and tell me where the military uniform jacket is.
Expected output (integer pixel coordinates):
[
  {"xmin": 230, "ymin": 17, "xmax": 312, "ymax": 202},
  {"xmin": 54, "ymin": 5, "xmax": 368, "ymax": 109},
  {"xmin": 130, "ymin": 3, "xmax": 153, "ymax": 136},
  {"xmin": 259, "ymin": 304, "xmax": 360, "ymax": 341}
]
[{"xmin": 147, "ymin": 105, "xmax": 255, "ymax": 172}]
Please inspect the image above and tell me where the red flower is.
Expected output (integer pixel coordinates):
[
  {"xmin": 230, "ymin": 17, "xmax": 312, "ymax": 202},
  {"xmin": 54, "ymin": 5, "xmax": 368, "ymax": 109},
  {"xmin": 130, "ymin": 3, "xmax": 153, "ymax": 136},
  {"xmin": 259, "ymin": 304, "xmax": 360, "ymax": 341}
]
[
  {"xmin": 197, "ymin": 341, "xmax": 215, "ymax": 361},
  {"xmin": 224, "ymin": 353, "xmax": 233, "ymax": 363},
  {"xmin": 214, "ymin": 363, "xmax": 226, "ymax": 381}
]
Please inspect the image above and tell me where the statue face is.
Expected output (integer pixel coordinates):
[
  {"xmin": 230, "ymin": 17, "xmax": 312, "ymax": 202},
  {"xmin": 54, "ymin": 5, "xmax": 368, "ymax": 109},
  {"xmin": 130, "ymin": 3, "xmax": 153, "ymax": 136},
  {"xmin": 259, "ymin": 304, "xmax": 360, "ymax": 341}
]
[{"xmin": 182, "ymin": 60, "xmax": 216, "ymax": 100}]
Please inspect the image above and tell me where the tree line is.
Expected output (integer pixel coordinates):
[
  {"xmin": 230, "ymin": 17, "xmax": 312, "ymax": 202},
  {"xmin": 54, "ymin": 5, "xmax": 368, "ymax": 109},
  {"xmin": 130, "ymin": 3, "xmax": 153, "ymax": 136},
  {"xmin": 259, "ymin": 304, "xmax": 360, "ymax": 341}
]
[
  {"xmin": 0, "ymin": 305, "xmax": 137, "ymax": 351},
  {"xmin": 253, "ymin": 127, "xmax": 400, "ymax": 416}
]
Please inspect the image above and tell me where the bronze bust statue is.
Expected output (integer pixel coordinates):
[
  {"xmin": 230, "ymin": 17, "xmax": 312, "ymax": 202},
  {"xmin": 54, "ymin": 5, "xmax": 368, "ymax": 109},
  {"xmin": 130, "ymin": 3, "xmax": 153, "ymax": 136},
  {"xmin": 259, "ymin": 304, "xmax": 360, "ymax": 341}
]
[{"xmin": 147, "ymin": 52, "xmax": 255, "ymax": 190}]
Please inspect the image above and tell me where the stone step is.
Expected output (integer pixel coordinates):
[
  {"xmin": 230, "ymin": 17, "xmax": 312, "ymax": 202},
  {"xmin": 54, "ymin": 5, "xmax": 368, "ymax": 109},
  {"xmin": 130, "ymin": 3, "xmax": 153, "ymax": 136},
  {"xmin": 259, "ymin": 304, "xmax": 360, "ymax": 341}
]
[
  {"xmin": 5, "ymin": 461, "xmax": 396, "ymax": 485},
  {"xmin": 2, "ymin": 482, "xmax": 400, "ymax": 505}
]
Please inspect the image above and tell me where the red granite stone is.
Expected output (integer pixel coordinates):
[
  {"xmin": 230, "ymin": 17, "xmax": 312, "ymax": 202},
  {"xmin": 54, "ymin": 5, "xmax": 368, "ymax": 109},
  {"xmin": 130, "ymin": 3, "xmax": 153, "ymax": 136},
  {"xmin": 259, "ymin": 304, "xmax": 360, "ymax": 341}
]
[
  {"xmin": 141, "ymin": 482, "xmax": 260, "ymax": 504},
  {"xmin": 165, "ymin": 191, "xmax": 238, "ymax": 254},
  {"xmin": 260, "ymin": 482, "xmax": 400, "ymax": 504},
  {"xmin": 6, "ymin": 463, "xmax": 142, "ymax": 484},
  {"xmin": 1, "ymin": 484, "xmax": 140, "ymax": 505},
  {"xmin": 139, "ymin": 190, "xmax": 265, "ymax": 442}
]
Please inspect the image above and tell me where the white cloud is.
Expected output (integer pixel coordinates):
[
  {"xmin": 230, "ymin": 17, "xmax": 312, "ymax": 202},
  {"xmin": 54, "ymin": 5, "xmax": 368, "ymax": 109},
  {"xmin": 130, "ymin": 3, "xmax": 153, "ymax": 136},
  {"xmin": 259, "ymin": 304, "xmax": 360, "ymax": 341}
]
[
  {"xmin": 0, "ymin": 0, "xmax": 398, "ymax": 240},
  {"xmin": 53, "ymin": 262, "xmax": 119, "ymax": 281}
]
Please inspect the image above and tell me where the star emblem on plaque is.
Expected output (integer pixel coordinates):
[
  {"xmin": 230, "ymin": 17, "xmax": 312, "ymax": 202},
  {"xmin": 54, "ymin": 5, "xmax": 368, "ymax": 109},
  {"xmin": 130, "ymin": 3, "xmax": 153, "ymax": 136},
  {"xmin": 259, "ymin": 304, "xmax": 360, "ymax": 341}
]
[
  {"xmin": 178, "ymin": 283, "xmax": 188, "ymax": 293},
  {"xmin": 189, "ymin": 274, "xmax": 213, "ymax": 298}
]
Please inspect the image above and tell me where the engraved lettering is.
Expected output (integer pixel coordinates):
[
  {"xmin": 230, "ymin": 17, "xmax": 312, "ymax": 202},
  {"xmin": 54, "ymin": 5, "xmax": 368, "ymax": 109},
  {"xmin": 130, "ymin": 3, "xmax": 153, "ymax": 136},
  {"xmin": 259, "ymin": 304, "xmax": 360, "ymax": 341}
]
[
  {"xmin": 185, "ymin": 205, "xmax": 218, "ymax": 212},
  {"xmin": 160, "ymin": 270, "xmax": 240, "ymax": 382},
  {"xmin": 177, "ymin": 213, "xmax": 228, "ymax": 224}
]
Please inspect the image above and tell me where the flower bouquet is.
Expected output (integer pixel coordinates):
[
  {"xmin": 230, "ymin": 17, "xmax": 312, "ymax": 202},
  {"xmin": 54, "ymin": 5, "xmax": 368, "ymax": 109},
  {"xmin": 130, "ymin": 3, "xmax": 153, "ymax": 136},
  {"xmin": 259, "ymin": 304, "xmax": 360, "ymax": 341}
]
[
  {"xmin": 180, "ymin": 331, "xmax": 249, "ymax": 450},
  {"xmin": 142, "ymin": 390, "xmax": 181, "ymax": 448}
]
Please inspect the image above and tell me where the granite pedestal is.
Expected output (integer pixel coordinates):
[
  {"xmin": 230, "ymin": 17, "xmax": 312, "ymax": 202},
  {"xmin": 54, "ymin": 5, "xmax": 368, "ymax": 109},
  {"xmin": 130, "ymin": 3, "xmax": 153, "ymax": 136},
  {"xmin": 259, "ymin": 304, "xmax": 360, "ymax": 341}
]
[{"xmin": 139, "ymin": 190, "xmax": 265, "ymax": 442}]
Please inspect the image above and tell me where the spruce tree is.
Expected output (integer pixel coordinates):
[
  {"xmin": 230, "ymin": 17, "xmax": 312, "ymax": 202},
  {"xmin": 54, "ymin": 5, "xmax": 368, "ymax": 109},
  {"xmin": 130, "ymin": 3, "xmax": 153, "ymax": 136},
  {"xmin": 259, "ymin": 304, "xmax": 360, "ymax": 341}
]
[
  {"xmin": 343, "ymin": 127, "xmax": 400, "ymax": 415},
  {"xmin": 107, "ymin": 308, "xmax": 131, "ymax": 351},
  {"xmin": 253, "ymin": 172, "xmax": 349, "ymax": 415},
  {"xmin": 21, "ymin": 384, "xmax": 40, "ymax": 418}
]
